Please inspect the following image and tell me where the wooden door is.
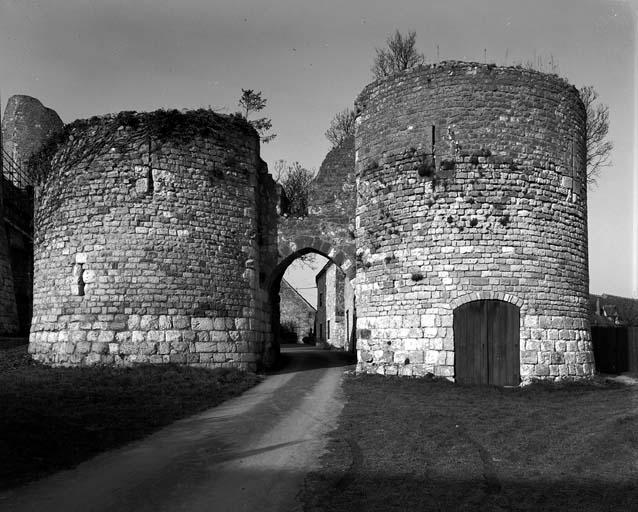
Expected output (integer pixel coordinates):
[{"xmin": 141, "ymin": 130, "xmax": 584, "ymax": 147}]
[
  {"xmin": 454, "ymin": 300, "xmax": 520, "ymax": 386},
  {"xmin": 454, "ymin": 300, "xmax": 487, "ymax": 384}
]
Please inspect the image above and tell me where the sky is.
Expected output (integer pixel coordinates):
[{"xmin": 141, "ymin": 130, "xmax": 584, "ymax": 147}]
[{"xmin": 1, "ymin": 0, "xmax": 636, "ymax": 300}]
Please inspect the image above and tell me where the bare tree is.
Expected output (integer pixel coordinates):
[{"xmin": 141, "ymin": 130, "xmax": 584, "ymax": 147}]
[
  {"xmin": 274, "ymin": 160, "xmax": 315, "ymax": 217},
  {"xmin": 237, "ymin": 89, "xmax": 276, "ymax": 143},
  {"xmin": 325, "ymin": 108, "xmax": 356, "ymax": 148},
  {"xmin": 580, "ymin": 85, "xmax": 613, "ymax": 186},
  {"xmin": 372, "ymin": 30, "xmax": 425, "ymax": 79}
]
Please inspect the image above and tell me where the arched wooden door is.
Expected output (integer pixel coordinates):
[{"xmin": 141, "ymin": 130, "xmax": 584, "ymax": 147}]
[{"xmin": 454, "ymin": 300, "xmax": 520, "ymax": 386}]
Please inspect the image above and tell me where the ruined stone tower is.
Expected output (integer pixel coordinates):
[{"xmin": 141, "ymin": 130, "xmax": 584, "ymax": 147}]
[
  {"xmin": 29, "ymin": 110, "xmax": 278, "ymax": 369},
  {"xmin": 2, "ymin": 95, "xmax": 64, "ymax": 178},
  {"xmin": 354, "ymin": 62, "xmax": 593, "ymax": 383},
  {"xmin": 1, "ymin": 95, "xmax": 63, "ymax": 334}
]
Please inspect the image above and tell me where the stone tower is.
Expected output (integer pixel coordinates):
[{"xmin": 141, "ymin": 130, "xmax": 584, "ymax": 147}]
[
  {"xmin": 1, "ymin": 95, "xmax": 63, "ymax": 334},
  {"xmin": 29, "ymin": 110, "xmax": 278, "ymax": 369},
  {"xmin": 2, "ymin": 95, "xmax": 64, "ymax": 178},
  {"xmin": 354, "ymin": 62, "xmax": 593, "ymax": 383}
]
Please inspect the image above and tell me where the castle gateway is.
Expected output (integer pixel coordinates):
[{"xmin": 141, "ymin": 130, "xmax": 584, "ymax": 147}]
[{"xmin": 24, "ymin": 61, "xmax": 594, "ymax": 383}]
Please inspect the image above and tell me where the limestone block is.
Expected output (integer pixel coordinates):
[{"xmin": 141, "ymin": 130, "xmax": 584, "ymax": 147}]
[
  {"xmin": 195, "ymin": 342, "xmax": 216, "ymax": 352},
  {"xmin": 70, "ymin": 331, "xmax": 87, "ymax": 343},
  {"xmin": 85, "ymin": 353, "xmax": 102, "ymax": 365},
  {"xmin": 127, "ymin": 315, "xmax": 141, "ymax": 330},
  {"xmin": 116, "ymin": 331, "xmax": 131, "ymax": 343},
  {"xmin": 139, "ymin": 342, "xmax": 158, "ymax": 355},
  {"xmin": 158, "ymin": 315, "xmax": 172, "ymax": 329},
  {"xmin": 173, "ymin": 316, "xmax": 190, "ymax": 329},
  {"xmin": 90, "ymin": 342, "xmax": 108, "ymax": 355},
  {"xmin": 147, "ymin": 330, "xmax": 165, "ymax": 343},
  {"xmin": 165, "ymin": 330, "xmax": 182, "ymax": 343},
  {"xmin": 425, "ymin": 350, "xmax": 439, "ymax": 365},
  {"xmin": 98, "ymin": 330, "xmax": 115, "ymax": 343},
  {"xmin": 140, "ymin": 315, "xmax": 159, "ymax": 330},
  {"xmin": 421, "ymin": 314, "xmax": 436, "ymax": 327},
  {"xmin": 535, "ymin": 364, "xmax": 550, "ymax": 376},
  {"xmin": 132, "ymin": 331, "xmax": 146, "ymax": 343},
  {"xmin": 170, "ymin": 341, "xmax": 189, "ymax": 354},
  {"xmin": 76, "ymin": 341, "xmax": 91, "ymax": 354}
]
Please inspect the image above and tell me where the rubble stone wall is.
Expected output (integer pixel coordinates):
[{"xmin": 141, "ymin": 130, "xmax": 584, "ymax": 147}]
[
  {"xmin": 279, "ymin": 279, "xmax": 315, "ymax": 341},
  {"xmin": 0, "ymin": 223, "xmax": 18, "ymax": 334},
  {"xmin": 29, "ymin": 110, "xmax": 278, "ymax": 370},
  {"xmin": 277, "ymin": 135, "xmax": 356, "ymax": 278},
  {"xmin": 354, "ymin": 62, "xmax": 593, "ymax": 381},
  {"xmin": 2, "ymin": 95, "xmax": 64, "ymax": 179}
]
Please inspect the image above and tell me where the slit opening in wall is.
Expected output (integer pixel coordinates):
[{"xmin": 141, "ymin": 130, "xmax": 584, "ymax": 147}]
[
  {"xmin": 147, "ymin": 133, "xmax": 154, "ymax": 193},
  {"xmin": 72, "ymin": 263, "xmax": 85, "ymax": 297}
]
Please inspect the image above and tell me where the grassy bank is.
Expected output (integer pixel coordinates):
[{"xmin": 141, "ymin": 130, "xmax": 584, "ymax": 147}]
[
  {"xmin": 302, "ymin": 374, "xmax": 638, "ymax": 512},
  {"xmin": 0, "ymin": 347, "xmax": 259, "ymax": 490}
]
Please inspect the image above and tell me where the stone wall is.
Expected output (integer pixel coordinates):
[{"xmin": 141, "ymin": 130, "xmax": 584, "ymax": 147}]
[
  {"xmin": 279, "ymin": 279, "xmax": 315, "ymax": 341},
  {"xmin": 354, "ymin": 61, "xmax": 593, "ymax": 381},
  {"xmin": 315, "ymin": 261, "xmax": 353, "ymax": 350},
  {"xmin": 0, "ymin": 96, "xmax": 61, "ymax": 335},
  {"xmin": 315, "ymin": 267, "xmax": 327, "ymax": 343},
  {"xmin": 270, "ymin": 136, "xmax": 357, "ymax": 352},
  {"xmin": 277, "ymin": 135, "xmax": 356, "ymax": 277},
  {"xmin": 29, "ymin": 109, "xmax": 278, "ymax": 370},
  {"xmin": 5, "ymin": 223, "xmax": 32, "ymax": 334},
  {"xmin": 344, "ymin": 275, "xmax": 355, "ymax": 352},
  {"xmin": 0, "ymin": 222, "xmax": 18, "ymax": 334},
  {"xmin": 2, "ymin": 95, "xmax": 64, "ymax": 180}
]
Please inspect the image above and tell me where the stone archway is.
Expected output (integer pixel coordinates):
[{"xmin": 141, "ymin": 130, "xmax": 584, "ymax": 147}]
[
  {"xmin": 265, "ymin": 136, "xmax": 357, "ymax": 366},
  {"xmin": 267, "ymin": 237, "xmax": 356, "ymax": 365},
  {"xmin": 276, "ymin": 237, "xmax": 355, "ymax": 282}
]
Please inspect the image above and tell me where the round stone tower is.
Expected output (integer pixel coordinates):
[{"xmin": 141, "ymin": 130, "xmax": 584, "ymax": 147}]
[
  {"xmin": 29, "ymin": 110, "xmax": 278, "ymax": 370},
  {"xmin": 354, "ymin": 61, "xmax": 593, "ymax": 383}
]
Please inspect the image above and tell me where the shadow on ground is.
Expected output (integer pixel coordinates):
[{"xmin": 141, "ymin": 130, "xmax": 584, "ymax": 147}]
[
  {"xmin": 267, "ymin": 344, "xmax": 356, "ymax": 375},
  {"xmin": 302, "ymin": 470, "xmax": 638, "ymax": 512}
]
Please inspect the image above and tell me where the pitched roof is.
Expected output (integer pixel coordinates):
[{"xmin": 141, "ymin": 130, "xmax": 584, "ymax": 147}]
[
  {"xmin": 280, "ymin": 278, "xmax": 316, "ymax": 313},
  {"xmin": 589, "ymin": 293, "xmax": 638, "ymax": 327}
]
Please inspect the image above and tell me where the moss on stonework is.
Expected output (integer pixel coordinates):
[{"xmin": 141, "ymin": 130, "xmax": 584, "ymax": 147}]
[{"xmin": 27, "ymin": 108, "xmax": 256, "ymax": 184}]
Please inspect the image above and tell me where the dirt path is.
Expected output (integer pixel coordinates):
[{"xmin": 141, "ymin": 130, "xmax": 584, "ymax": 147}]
[{"xmin": 0, "ymin": 346, "xmax": 353, "ymax": 512}]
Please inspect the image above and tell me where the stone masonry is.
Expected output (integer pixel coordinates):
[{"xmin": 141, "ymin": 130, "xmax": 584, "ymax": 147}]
[
  {"xmin": 22, "ymin": 61, "xmax": 598, "ymax": 383},
  {"xmin": 276, "ymin": 135, "xmax": 356, "ymax": 276},
  {"xmin": 315, "ymin": 261, "xmax": 354, "ymax": 350},
  {"xmin": 270, "ymin": 135, "xmax": 357, "ymax": 351},
  {"xmin": 2, "ymin": 95, "xmax": 64, "ymax": 179},
  {"xmin": 29, "ymin": 110, "xmax": 278, "ymax": 370},
  {"xmin": 0, "ymin": 216, "xmax": 18, "ymax": 334},
  {"xmin": 279, "ymin": 278, "xmax": 316, "ymax": 342},
  {"xmin": 354, "ymin": 61, "xmax": 593, "ymax": 381},
  {"xmin": 1, "ymin": 95, "xmax": 63, "ymax": 334}
]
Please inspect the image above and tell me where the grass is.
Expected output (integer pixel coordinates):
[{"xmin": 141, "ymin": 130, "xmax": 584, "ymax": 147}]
[
  {"xmin": 302, "ymin": 374, "xmax": 638, "ymax": 512},
  {"xmin": 0, "ymin": 346, "xmax": 259, "ymax": 490}
]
